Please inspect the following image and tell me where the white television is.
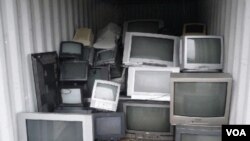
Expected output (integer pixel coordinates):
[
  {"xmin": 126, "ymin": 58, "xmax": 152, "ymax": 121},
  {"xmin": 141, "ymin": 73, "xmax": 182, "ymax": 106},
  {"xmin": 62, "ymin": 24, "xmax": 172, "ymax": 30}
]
[
  {"xmin": 180, "ymin": 35, "xmax": 224, "ymax": 72},
  {"xmin": 123, "ymin": 32, "xmax": 179, "ymax": 67},
  {"xmin": 18, "ymin": 113, "xmax": 94, "ymax": 141},
  {"xmin": 122, "ymin": 19, "xmax": 164, "ymax": 43},
  {"xmin": 127, "ymin": 67, "xmax": 180, "ymax": 101},
  {"xmin": 90, "ymin": 80, "xmax": 121, "ymax": 111}
]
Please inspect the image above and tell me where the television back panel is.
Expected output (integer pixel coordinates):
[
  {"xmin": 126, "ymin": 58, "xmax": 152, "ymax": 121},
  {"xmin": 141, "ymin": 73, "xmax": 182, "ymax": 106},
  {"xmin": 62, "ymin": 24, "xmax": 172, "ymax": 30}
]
[{"xmin": 31, "ymin": 52, "xmax": 59, "ymax": 112}]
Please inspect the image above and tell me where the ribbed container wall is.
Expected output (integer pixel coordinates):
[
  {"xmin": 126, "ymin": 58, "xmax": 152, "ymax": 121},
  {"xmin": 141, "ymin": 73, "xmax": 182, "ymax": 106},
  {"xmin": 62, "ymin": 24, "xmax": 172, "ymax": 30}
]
[
  {"xmin": 198, "ymin": 0, "xmax": 250, "ymax": 124},
  {"xmin": 0, "ymin": 0, "xmax": 86, "ymax": 141}
]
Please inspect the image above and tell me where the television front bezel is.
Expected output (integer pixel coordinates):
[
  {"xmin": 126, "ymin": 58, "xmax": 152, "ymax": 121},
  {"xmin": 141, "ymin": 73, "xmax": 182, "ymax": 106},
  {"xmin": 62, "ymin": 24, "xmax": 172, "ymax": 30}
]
[
  {"xmin": 90, "ymin": 80, "xmax": 121, "ymax": 111},
  {"xmin": 93, "ymin": 112, "xmax": 125, "ymax": 140},
  {"xmin": 95, "ymin": 49, "xmax": 116, "ymax": 66},
  {"xmin": 181, "ymin": 35, "xmax": 224, "ymax": 71},
  {"xmin": 123, "ymin": 32, "xmax": 179, "ymax": 67},
  {"xmin": 18, "ymin": 113, "xmax": 94, "ymax": 141},
  {"xmin": 170, "ymin": 73, "xmax": 233, "ymax": 125},
  {"xmin": 182, "ymin": 23, "xmax": 206, "ymax": 35},
  {"xmin": 123, "ymin": 101, "xmax": 174, "ymax": 138},
  {"xmin": 127, "ymin": 67, "xmax": 180, "ymax": 101},
  {"xmin": 122, "ymin": 19, "xmax": 164, "ymax": 43},
  {"xmin": 60, "ymin": 60, "xmax": 88, "ymax": 81},
  {"xmin": 175, "ymin": 125, "xmax": 221, "ymax": 141}
]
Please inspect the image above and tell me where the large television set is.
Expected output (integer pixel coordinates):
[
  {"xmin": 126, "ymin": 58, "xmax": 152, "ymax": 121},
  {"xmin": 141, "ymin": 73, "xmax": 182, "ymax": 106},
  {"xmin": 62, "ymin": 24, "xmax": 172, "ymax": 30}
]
[
  {"xmin": 90, "ymin": 80, "xmax": 121, "ymax": 111},
  {"xmin": 122, "ymin": 19, "xmax": 164, "ymax": 43},
  {"xmin": 93, "ymin": 112, "xmax": 125, "ymax": 140},
  {"xmin": 123, "ymin": 32, "xmax": 179, "ymax": 67},
  {"xmin": 175, "ymin": 125, "xmax": 221, "ymax": 141},
  {"xmin": 18, "ymin": 113, "xmax": 94, "ymax": 141},
  {"xmin": 60, "ymin": 61, "xmax": 88, "ymax": 81},
  {"xmin": 123, "ymin": 101, "xmax": 174, "ymax": 141},
  {"xmin": 127, "ymin": 67, "xmax": 180, "ymax": 101},
  {"xmin": 170, "ymin": 73, "xmax": 233, "ymax": 125},
  {"xmin": 182, "ymin": 23, "xmax": 206, "ymax": 35},
  {"xmin": 180, "ymin": 35, "xmax": 224, "ymax": 72}
]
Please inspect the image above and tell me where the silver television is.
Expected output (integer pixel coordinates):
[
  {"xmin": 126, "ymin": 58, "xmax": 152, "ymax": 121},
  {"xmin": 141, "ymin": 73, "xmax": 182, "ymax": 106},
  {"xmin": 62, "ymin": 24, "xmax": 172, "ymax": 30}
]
[
  {"xmin": 18, "ymin": 113, "xmax": 94, "ymax": 141},
  {"xmin": 123, "ymin": 32, "xmax": 179, "ymax": 67},
  {"xmin": 127, "ymin": 67, "xmax": 180, "ymax": 101},
  {"xmin": 175, "ymin": 125, "xmax": 221, "ymax": 141},
  {"xmin": 180, "ymin": 35, "xmax": 224, "ymax": 72},
  {"xmin": 123, "ymin": 101, "xmax": 174, "ymax": 141},
  {"xmin": 122, "ymin": 19, "xmax": 164, "ymax": 43},
  {"xmin": 170, "ymin": 73, "xmax": 233, "ymax": 125},
  {"xmin": 90, "ymin": 80, "xmax": 121, "ymax": 111}
]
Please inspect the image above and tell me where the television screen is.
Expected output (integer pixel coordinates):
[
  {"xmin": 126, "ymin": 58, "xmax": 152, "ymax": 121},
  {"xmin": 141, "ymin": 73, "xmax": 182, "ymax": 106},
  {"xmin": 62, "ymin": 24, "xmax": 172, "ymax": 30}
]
[
  {"xmin": 94, "ymin": 83, "xmax": 118, "ymax": 101},
  {"xmin": 61, "ymin": 88, "xmax": 82, "ymax": 104},
  {"xmin": 127, "ymin": 21, "xmax": 161, "ymax": 33},
  {"xmin": 60, "ymin": 61, "xmax": 88, "ymax": 81},
  {"xmin": 131, "ymin": 36, "xmax": 174, "ymax": 62},
  {"xmin": 98, "ymin": 50, "xmax": 114, "ymax": 61},
  {"xmin": 126, "ymin": 106, "xmax": 170, "ymax": 133},
  {"xmin": 181, "ymin": 134, "xmax": 221, "ymax": 141},
  {"xmin": 187, "ymin": 38, "xmax": 221, "ymax": 64},
  {"xmin": 61, "ymin": 42, "xmax": 82, "ymax": 55},
  {"xmin": 26, "ymin": 120, "xmax": 83, "ymax": 141},
  {"xmin": 174, "ymin": 82, "xmax": 227, "ymax": 117}
]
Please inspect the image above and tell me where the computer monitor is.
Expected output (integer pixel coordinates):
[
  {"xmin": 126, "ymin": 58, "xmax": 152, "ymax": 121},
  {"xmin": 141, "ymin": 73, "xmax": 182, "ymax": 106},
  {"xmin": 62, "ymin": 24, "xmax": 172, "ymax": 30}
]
[
  {"xmin": 95, "ymin": 49, "xmax": 116, "ymax": 66},
  {"xmin": 123, "ymin": 32, "xmax": 179, "ymax": 67},
  {"xmin": 170, "ymin": 73, "xmax": 233, "ymax": 125},
  {"xmin": 127, "ymin": 67, "xmax": 180, "ymax": 101},
  {"xmin": 123, "ymin": 101, "xmax": 173, "ymax": 141},
  {"xmin": 183, "ymin": 23, "xmax": 206, "ymax": 35},
  {"xmin": 31, "ymin": 52, "xmax": 59, "ymax": 112},
  {"xmin": 90, "ymin": 80, "xmax": 121, "ymax": 111},
  {"xmin": 60, "ymin": 61, "xmax": 88, "ymax": 81},
  {"xmin": 180, "ymin": 35, "xmax": 224, "ymax": 72},
  {"xmin": 93, "ymin": 112, "xmax": 125, "ymax": 141},
  {"xmin": 87, "ymin": 67, "xmax": 110, "ymax": 97},
  {"xmin": 175, "ymin": 125, "xmax": 221, "ymax": 141},
  {"xmin": 18, "ymin": 113, "xmax": 94, "ymax": 141},
  {"xmin": 122, "ymin": 19, "xmax": 164, "ymax": 43}
]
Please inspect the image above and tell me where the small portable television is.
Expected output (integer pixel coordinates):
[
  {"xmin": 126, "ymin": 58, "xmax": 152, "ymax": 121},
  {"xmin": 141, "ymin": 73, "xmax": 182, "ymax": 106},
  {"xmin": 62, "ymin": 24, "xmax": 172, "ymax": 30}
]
[
  {"xmin": 180, "ymin": 35, "xmax": 224, "ymax": 72},
  {"xmin": 170, "ymin": 73, "xmax": 233, "ymax": 125},
  {"xmin": 90, "ymin": 80, "xmax": 121, "ymax": 111},
  {"xmin": 95, "ymin": 49, "xmax": 116, "ymax": 66},
  {"xmin": 127, "ymin": 67, "xmax": 180, "ymax": 101},
  {"xmin": 182, "ymin": 23, "xmax": 206, "ymax": 35},
  {"xmin": 93, "ymin": 112, "xmax": 125, "ymax": 141},
  {"xmin": 175, "ymin": 125, "xmax": 221, "ymax": 141},
  {"xmin": 59, "ymin": 41, "xmax": 84, "ymax": 60},
  {"xmin": 18, "ymin": 113, "xmax": 94, "ymax": 141},
  {"xmin": 123, "ymin": 101, "xmax": 174, "ymax": 141},
  {"xmin": 60, "ymin": 60, "xmax": 88, "ymax": 81},
  {"xmin": 123, "ymin": 32, "xmax": 179, "ymax": 67},
  {"xmin": 122, "ymin": 19, "xmax": 164, "ymax": 43}
]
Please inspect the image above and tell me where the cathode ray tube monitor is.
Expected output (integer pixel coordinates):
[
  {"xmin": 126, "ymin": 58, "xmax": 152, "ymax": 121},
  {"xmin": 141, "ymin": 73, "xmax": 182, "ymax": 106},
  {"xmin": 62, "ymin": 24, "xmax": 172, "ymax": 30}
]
[
  {"xmin": 18, "ymin": 113, "xmax": 94, "ymax": 141},
  {"xmin": 170, "ymin": 73, "xmax": 233, "ymax": 125},
  {"xmin": 127, "ymin": 67, "xmax": 180, "ymax": 101},
  {"xmin": 90, "ymin": 80, "xmax": 121, "ymax": 111},
  {"xmin": 123, "ymin": 32, "xmax": 179, "ymax": 67},
  {"xmin": 180, "ymin": 35, "xmax": 224, "ymax": 72},
  {"xmin": 60, "ymin": 61, "xmax": 88, "ymax": 81}
]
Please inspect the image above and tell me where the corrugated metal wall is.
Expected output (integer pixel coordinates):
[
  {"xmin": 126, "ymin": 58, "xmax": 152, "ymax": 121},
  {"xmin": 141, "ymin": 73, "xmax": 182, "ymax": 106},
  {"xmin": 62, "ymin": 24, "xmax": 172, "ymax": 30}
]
[{"xmin": 198, "ymin": 0, "xmax": 250, "ymax": 124}]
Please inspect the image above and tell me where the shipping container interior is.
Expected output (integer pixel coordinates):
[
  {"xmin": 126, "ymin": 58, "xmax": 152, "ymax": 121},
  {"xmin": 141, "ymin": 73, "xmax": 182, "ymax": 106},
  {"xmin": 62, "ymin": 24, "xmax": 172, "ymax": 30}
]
[{"xmin": 1, "ymin": 0, "xmax": 250, "ymax": 141}]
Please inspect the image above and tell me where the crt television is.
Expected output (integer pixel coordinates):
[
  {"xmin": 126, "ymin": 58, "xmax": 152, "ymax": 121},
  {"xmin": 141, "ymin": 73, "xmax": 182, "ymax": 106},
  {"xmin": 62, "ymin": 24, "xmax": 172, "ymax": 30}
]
[
  {"xmin": 18, "ymin": 113, "xmax": 94, "ymax": 141},
  {"xmin": 180, "ymin": 35, "xmax": 224, "ymax": 72},
  {"xmin": 59, "ymin": 41, "xmax": 84, "ymax": 60},
  {"xmin": 123, "ymin": 101, "xmax": 174, "ymax": 141},
  {"xmin": 95, "ymin": 49, "xmax": 116, "ymax": 66},
  {"xmin": 175, "ymin": 125, "xmax": 221, "ymax": 141},
  {"xmin": 60, "ymin": 61, "xmax": 88, "ymax": 81},
  {"xmin": 182, "ymin": 23, "xmax": 206, "ymax": 35},
  {"xmin": 90, "ymin": 80, "xmax": 121, "ymax": 111},
  {"xmin": 123, "ymin": 19, "xmax": 164, "ymax": 43},
  {"xmin": 170, "ymin": 73, "xmax": 233, "ymax": 125},
  {"xmin": 123, "ymin": 32, "xmax": 179, "ymax": 67},
  {"xmin": 127, "ymin": 67, "xmax": 180, "ymax": 101},
  {"xmin": 93, "ymin": 112, "xmax": 125, "ymax": 141}
]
